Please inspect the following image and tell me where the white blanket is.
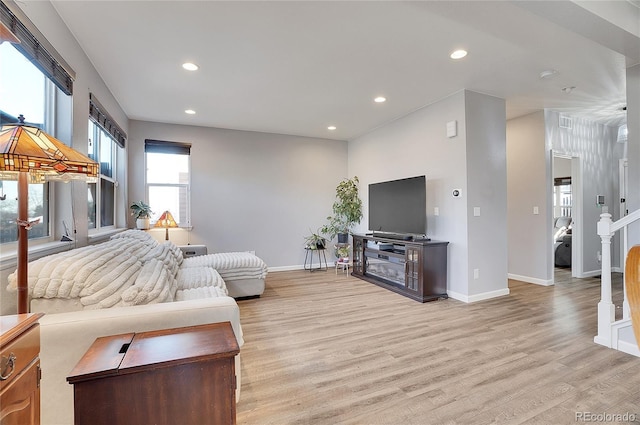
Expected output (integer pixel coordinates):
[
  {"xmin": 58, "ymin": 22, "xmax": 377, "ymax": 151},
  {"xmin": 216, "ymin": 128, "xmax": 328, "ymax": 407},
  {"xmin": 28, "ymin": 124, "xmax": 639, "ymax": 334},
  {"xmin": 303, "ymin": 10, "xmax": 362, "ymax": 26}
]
[
  {"xmin": 6, "ymin": 230, "xmax": 183, "ymax": 309},
  {"xmin": 181, "ymin": 252, "xmax": 268, "ymax": 281}
]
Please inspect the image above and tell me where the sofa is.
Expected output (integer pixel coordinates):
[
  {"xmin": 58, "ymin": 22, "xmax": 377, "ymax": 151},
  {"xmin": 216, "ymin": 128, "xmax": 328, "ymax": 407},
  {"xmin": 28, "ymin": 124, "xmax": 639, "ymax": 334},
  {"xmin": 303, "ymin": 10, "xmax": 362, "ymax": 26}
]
[
  {"xmin": 553, "ymin": 217, "xmax": 572, "ymax": 268},
  {"xmin": 5, "ymin": 230, "xmax": 268, "ymax": 424}
]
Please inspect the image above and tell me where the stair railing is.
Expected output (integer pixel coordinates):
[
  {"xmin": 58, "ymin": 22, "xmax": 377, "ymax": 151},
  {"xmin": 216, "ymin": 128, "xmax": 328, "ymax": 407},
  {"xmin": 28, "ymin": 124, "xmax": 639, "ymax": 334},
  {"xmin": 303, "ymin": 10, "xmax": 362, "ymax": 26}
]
[{"xmin": 595, "ymin": 209, "xmax": 640, "ymax": 347}]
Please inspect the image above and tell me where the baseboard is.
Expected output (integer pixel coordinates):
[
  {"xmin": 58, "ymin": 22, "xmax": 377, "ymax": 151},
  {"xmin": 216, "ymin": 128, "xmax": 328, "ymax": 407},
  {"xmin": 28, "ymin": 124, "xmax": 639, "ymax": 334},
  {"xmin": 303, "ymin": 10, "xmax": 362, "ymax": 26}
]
[
  {"xmin": 269, "ymin": 265, "xmax": 305, "ymax": 272},
  {"xmin": 448, "ymin": 288, "xmax": 510, "ymax": 303},
  {"xmin": 508, "ymin": 273, "xmax": 554, "ymax": 286},
  {"xmin": 269, "ymin": 263, "xmax": 337, "ymax": 272},
  {"xmin": 579, "ymin": 270, "xmax": 603, "ymax": 278}
]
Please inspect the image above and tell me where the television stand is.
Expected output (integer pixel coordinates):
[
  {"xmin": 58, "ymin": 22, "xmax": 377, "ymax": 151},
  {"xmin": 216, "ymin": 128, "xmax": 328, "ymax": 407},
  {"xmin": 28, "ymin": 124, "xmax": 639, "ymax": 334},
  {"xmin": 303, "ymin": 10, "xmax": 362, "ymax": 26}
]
[{"xmin": 351, "ymin": 234, "xmax": 448, "ymax": 302}]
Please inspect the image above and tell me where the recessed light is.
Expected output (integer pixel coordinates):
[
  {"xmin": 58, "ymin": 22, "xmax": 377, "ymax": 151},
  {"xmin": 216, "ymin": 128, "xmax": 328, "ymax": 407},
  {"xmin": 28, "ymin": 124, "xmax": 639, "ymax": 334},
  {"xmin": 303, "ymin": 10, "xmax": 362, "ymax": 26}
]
[
  {"xmin": 539, "ymin": 69, "xmax": 558, "ymax": 79},
  {"xmin": 328, "ymin": 126, "xmax": 337, "ymax": 130},
  {"xmin": 185, "ymin": 109, "xmax": 196, "ymax": 114},
  {"xmin": 374, "ymin": 96, "xmax": 387, "ymax": 103},
  {"xmin": 450, "ymin": 49, "xmax": 467, "ymax": 59},
  {"xmin": 182, "ymin": 62, "xmax": 199, "ymax": 71}
]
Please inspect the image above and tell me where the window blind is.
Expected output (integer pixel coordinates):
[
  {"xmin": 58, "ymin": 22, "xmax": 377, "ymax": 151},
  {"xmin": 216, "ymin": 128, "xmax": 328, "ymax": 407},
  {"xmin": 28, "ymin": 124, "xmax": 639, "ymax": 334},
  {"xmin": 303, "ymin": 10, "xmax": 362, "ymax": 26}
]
[
  {"xmin": 89, "ymin": 94, "xmax": 127, "ymax": 148},
  {"xmin": 145, "ymin": 139, "xmax": 191, "ymax": 155},
  {"xmin": 0, "ymin": 0, "xmax": 75, "ymax": 95}
]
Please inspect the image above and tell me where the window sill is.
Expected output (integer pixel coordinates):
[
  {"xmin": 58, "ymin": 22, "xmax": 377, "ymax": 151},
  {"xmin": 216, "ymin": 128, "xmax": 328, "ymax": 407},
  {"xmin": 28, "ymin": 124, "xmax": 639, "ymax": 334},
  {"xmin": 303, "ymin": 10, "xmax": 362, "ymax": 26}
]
[
  {"xmin": 88, "ymin": 228, "xmax": 127, "ymax": 244},
  {"xmin": 0, "ymin": 240, "xmax": 75, "ymax": 270}
]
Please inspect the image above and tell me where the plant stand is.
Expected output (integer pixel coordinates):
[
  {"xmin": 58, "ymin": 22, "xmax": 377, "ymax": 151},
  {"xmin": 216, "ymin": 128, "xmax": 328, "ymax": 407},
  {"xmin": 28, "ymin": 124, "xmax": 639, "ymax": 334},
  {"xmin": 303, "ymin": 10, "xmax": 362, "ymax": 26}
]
[
  {"xmin": 304, "ymin": 247, "xmax": 327, "ymax": 272},
  {"xmin": 335, "ymin": 257, "xmax": 350, "ymax": 274}
]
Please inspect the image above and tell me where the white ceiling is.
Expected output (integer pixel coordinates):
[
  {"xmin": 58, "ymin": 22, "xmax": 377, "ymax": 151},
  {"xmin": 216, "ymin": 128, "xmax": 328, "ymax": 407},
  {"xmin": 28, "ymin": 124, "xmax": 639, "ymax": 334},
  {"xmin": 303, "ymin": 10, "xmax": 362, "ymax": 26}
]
[{"xmin": 47, "ymin": 0, "xmax": 639, "ymax": 141}]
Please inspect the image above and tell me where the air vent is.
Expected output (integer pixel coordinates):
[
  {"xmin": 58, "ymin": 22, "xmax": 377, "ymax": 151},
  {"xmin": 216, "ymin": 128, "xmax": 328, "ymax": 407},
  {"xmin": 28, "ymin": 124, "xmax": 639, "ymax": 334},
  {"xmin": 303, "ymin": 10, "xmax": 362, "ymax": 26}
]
[{"xmin": 559, "ymin": 114, "xmax": 573, "ymax": 129}]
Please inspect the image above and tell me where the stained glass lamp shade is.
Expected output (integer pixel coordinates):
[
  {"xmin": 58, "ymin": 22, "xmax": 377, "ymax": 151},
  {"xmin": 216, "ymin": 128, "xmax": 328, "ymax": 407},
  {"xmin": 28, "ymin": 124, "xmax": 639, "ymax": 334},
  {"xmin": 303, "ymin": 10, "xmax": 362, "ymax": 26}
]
[
  {"xmin": 154, "ymin": 210, "xmax": 178, "ymax": 241},
  {"xmin": 0, "ymin": 116, "xmax": 98, "ymax": 313}
]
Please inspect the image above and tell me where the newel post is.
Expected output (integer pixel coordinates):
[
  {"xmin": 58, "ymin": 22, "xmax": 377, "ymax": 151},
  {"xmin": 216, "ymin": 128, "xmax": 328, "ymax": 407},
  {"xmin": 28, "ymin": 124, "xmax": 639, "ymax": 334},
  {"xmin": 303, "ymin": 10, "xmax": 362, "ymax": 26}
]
[{"xmin": 595, "ymin": 212, "xmax": 615, "ymax": 347}]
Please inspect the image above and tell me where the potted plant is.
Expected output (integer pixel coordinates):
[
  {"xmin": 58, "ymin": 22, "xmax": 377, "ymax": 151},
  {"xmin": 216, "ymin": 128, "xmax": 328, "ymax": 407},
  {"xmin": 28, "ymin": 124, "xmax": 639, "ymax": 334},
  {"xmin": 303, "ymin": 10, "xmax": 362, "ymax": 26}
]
[
  {"xmin": 334, "ymin": 244, "xmax": 350, "ymax": 260},
  {"xmin": 321, "ymin": 176, "xmax": 363, "ymax": 243},
  {"xmin": 304, "ymin": 229, "xmax": 326, "ymax": 250},
  {"xmin": 130, "ymin": 200, "xmax": 152, "ymax": 230}
]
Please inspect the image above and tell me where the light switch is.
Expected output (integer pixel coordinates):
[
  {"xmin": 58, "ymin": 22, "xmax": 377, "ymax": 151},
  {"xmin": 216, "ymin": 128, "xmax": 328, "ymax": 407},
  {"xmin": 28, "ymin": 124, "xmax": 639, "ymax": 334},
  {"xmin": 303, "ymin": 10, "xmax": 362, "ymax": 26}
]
[
  {"xmin": 533, "ymin": 206, "xmax": 539, "ymax": 215},
  {"xmin": 434, "ymin": 207, "xmax": 440, "ymax": 216},
  {"xmin": 446, "ymin": 120, "xmax": 457, "ymax": 138},
  {"xmin": 473, "ymin": 207, "xmax": 480, "ymax": 217}
]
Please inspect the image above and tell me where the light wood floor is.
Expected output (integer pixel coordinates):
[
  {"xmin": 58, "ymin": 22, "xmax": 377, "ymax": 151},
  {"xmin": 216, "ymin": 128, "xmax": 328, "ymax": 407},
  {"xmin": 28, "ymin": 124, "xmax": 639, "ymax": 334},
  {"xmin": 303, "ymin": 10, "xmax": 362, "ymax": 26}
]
[{"xmin": 235, "ymin": 269, "xmax": 639, "ymax": 425}]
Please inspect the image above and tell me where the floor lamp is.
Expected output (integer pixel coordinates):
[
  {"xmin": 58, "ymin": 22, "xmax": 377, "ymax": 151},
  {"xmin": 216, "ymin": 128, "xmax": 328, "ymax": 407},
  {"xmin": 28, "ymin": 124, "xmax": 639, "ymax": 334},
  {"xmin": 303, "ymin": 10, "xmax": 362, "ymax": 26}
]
[
  {"xmin": 154, "ymin": 210, "xmax": 178, "ymax": 241},
  {"xmin": 0, "ymin": 115, "xmax": 98, "ymax": 314}
]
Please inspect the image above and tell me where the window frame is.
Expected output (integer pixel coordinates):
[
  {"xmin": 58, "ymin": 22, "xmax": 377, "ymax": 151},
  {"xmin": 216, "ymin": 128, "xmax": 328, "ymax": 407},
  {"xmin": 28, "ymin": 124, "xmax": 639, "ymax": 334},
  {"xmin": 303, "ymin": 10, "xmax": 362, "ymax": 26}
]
[
  {"xmin": 0, "ymin": 44, "xmax": 61, "ymax": 248},
  {"xmin": 144, "ymin": 140, "xmax": 192, "ymax": 228},
  {"xmin": 88, "ymin": 120, "xmax": 119, "ymax": 232}
]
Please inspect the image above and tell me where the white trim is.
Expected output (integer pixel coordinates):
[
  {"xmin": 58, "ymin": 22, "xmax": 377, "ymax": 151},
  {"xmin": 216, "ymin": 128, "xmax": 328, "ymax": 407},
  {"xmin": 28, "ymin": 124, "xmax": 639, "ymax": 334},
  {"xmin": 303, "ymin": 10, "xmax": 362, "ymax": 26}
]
[
  {"xmin": 578, "ymin": 269, "xmax": 603, "ymax": 278},
  {"xmin": 571, "ymin": 156, "xmax": 583, "ymax": 278},
  {"xmin": 268, "ymin": 262, "xmax": 338, "ymax": 273},
  {"xmin": 0, "ymin": 240, "xmax": 73, "ymax": 270},
  {"xmin": 448, "ymin": 288, "xmax": 510, "ymax": 303},
  {"xmin": 87, "ymin": 228, "xmax": 126, "ymax": 244},
  {"xmin": 508, "ymin": 273, "xmax": 554, "ymax": 286}
]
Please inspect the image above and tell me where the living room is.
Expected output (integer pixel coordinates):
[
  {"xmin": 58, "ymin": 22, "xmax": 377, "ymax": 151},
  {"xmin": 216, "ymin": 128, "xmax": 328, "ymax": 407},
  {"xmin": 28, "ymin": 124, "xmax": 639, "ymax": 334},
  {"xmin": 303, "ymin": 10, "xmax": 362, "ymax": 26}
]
[{"xmin": 1, "ymin": 1, "xmax": 639, "ymax": 424}]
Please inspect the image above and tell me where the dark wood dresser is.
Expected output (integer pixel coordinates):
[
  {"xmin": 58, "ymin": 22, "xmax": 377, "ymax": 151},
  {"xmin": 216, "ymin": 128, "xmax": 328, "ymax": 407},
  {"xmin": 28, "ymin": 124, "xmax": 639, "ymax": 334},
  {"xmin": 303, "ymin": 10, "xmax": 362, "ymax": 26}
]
[
  {"xmin": 1, "ymin": 313, "xmax": 44, "ymax": 425},
  {"xmin": 67, "ymin": 321, "xmax": 239, "ymax": 425}
]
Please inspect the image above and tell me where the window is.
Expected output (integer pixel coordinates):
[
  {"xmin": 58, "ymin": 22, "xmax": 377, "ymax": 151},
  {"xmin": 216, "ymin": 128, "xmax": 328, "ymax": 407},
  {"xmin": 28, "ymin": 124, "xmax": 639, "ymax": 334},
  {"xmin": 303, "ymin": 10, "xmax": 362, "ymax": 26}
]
[
  {"xmin": 145, "ymin": 140, "xmax": 191, "ymax": 227},
  {"xmin": 554, "ymin": 177, "xmax": 572, "ymax": 218},
  {"xmin": 0, "ymin": 42, "xmax": 51, "ymax": 244},
  {"xmin": 87, "ymin": 120, "xmax": 119, "ymax": 230}
]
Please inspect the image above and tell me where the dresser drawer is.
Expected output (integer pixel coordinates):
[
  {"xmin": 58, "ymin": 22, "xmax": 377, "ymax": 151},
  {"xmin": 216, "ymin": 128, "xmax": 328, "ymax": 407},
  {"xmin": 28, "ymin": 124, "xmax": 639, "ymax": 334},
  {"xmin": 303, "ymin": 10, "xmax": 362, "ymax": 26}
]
[{"xmin": 0, "ymin": 325, "xmax": 40, "ymax": 392}]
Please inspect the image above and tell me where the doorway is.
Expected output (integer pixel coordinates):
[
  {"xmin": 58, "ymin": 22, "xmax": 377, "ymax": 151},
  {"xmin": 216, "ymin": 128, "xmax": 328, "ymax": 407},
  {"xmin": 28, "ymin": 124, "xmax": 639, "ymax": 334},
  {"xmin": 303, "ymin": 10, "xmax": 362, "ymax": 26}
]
[{"xmin": 552, "ymin": 154, "xmax": 582, "ymax": 280}]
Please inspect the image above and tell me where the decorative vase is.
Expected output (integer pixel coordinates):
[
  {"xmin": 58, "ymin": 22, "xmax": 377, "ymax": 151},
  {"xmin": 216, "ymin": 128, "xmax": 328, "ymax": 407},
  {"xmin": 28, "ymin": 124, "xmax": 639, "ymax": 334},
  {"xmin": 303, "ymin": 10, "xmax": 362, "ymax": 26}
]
[
  {"xmin": 136, "ymin": 218, "xmax": 150, "ymax": 230},
  {"xmin": 337, "ymin": 233, "xmax": 348, "ymax": 243}
]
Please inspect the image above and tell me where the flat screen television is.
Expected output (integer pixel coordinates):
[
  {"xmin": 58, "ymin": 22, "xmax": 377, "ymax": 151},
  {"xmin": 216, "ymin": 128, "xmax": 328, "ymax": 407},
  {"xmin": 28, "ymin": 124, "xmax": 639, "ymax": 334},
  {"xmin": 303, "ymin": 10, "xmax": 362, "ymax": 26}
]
[{"xmin": 369, "ymin": 175, "xmax": 426, "ymax": 236}]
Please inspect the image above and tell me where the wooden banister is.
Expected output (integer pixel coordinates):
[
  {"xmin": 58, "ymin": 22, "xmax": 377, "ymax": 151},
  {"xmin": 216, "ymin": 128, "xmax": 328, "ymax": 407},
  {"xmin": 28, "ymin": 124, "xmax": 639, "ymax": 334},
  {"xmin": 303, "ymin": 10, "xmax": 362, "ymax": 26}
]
[{"xmin": 624, "ymin": 245, "xmax": 640, "ymax": 349}]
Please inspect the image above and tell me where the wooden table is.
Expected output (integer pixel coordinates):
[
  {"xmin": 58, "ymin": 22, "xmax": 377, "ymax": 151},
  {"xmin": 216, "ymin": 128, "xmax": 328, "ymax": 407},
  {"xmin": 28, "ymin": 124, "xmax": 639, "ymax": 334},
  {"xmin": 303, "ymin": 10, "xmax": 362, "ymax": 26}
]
[
  {"xmin": 67, "ymin": 322, "xmax": 239, "ymax": 425},
  {"xmin": 1, "ymin": 313, "xmax": 44, "ymax": 425}
]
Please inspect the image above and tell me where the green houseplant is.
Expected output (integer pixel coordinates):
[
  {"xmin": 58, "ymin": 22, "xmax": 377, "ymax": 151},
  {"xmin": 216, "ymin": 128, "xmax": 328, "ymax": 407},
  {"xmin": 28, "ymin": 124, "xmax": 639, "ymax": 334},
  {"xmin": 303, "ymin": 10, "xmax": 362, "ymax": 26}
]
[
  {"xmin": 304, "ymin": 228, "xmax": 326, "ymax": 250},
  {"xmin": 130, "ymin": 200, "xmax": 152, "ymax": 230},
  {"xmin": 321, "ymin": 176, "xmax": 363, "ymax": 243}
]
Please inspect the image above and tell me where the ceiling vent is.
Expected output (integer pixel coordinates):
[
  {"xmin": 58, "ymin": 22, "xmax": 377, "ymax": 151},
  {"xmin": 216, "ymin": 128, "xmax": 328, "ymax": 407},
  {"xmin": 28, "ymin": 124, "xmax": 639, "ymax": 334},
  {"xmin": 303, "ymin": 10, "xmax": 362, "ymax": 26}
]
[{"xmin": 559, "ymin": 114, "xmax": 573, "ymax": 129}]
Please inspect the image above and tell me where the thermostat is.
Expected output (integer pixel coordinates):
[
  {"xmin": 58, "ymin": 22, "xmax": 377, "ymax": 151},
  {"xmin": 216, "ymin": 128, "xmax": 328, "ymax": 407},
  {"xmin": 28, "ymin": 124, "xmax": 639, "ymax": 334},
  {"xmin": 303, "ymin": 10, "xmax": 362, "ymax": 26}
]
[{"xmin": 596, "ymin": 195, "xmax": 605, "ymax": 206}]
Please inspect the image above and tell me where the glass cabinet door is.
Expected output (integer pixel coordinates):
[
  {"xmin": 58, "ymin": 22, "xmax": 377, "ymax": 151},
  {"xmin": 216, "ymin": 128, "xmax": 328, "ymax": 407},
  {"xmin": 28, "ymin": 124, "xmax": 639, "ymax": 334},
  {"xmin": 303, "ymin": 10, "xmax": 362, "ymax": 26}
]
[
  {"xmin": 405, "ymin": 246, "xmax": 421, "ymax": 293},
  {"xmin": 353, "ymin": 237, "xmax": 363, "ymax": 274}
]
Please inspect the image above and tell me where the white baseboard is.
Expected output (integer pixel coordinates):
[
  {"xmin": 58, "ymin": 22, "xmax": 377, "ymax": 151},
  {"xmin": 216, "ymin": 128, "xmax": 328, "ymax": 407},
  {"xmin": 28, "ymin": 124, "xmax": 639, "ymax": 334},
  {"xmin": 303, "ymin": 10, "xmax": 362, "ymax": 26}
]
[
  {"xmin": 269, "ymin": 263, "xmax": 337, "ymax": 272},
  {"xmin": 508, "ymin": 273, "xmax": 554, "ymax": 286},
  {"xmin": 448, "ymin": 288, "xmax": 510, "ymax": 303},
  {"xmin": 579, "ymin": 270, "xmax": 603, "ymax": 278}
]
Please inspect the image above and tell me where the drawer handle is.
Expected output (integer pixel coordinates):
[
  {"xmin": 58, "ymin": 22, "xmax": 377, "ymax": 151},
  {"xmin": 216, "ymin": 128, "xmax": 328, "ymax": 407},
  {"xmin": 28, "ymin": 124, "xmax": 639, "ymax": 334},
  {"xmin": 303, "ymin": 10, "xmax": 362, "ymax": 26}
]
[{"xmin": 0, "ymin": 353, "xmax": 17, "ymax": 380}]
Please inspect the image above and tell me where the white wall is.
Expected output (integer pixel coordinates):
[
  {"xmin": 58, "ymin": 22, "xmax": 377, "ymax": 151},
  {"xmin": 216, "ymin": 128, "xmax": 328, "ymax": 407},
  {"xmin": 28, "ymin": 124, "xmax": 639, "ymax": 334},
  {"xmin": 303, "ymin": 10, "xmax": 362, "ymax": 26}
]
[
  {"xmin": 349, "ymin": 90, "xmax": 508, "ymax": 301},
  {"xmin": 506, "ymin": 110, "xmax": 623, "ymax": 283},
  {"xmin": 128, "ymin": 121, "xmax": 347, "ymax": 269},
  {"xmin": 506, "ymin": 112, "xmax": 552, "ymax": 284},
  {"xmin": 545, "ymin": 110, "xmax": 623, "ymax": 276},
  {"xmin": 464, "ymin": 91, "xmax": 508, "ymax": 298}
]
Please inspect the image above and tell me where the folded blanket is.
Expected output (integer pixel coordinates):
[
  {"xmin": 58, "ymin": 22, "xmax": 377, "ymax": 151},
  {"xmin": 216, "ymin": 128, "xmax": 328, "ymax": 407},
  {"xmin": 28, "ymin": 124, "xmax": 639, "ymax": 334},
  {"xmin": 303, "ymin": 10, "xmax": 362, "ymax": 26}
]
[
  {"xmin": 181, "ymin": 252, "xmax": 268, "ymax": 279},
  {"xmin": 177, "ymin": 267, "xmax": 226, "ymax": 292},
  {"xmin": 176, "ymin": 286, "xmax": 227, "ymax": 301}
]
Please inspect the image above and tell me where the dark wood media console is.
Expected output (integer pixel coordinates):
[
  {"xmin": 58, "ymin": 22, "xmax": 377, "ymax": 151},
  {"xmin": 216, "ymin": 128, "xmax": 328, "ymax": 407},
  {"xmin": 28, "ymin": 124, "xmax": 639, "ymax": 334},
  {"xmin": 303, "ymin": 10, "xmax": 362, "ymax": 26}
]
[{"xmin": 351, "ymin": 234, "xmax": 448, "ymax": 302}]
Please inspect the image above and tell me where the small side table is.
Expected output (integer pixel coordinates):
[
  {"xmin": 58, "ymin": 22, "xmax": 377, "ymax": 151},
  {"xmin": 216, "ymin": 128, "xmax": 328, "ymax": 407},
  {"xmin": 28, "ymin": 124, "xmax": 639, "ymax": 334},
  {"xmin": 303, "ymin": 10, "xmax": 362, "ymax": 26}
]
[
  {"xmin": 304, "ymin": 247, "xmax": 327, "ymax": 272},
  {"xmin": 67, "ymin": 322, "xmax": 239, "ymax": 425},
  {"xmin": 335, "ymin": 257, "xmax": 351, "ymax": 274}
]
